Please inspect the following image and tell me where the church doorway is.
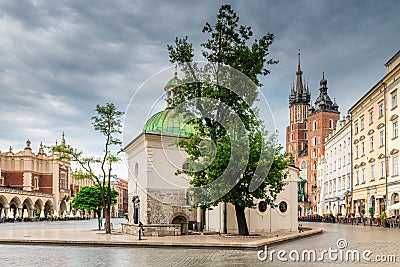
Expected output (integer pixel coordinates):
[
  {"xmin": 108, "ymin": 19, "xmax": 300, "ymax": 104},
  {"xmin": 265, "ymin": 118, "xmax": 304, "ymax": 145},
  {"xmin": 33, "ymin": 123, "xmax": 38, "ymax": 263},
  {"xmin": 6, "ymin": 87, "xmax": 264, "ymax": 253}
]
[{"xmin": 172, "ymin": 215, "xmax": 188, "ymax": 235}]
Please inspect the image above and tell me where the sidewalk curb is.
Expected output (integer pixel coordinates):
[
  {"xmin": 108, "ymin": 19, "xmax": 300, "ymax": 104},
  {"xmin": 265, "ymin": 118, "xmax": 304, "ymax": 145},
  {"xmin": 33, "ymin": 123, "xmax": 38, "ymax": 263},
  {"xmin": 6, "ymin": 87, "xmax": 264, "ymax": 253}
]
[{"xmin": 0, "ymin": 227, "xmax": 323, "ymax": 250}]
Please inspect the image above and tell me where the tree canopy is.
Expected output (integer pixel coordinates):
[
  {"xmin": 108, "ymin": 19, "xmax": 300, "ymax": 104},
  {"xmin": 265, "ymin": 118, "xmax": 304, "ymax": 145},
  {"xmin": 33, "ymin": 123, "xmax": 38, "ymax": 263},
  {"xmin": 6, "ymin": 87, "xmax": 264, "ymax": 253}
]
[
  {"xmin": 167, "ymin": 4, "xmax": 289, "ymax": 235},
  {"xmin": 53, "ymin": 103, "xmax": 124, "ymax": 234}
]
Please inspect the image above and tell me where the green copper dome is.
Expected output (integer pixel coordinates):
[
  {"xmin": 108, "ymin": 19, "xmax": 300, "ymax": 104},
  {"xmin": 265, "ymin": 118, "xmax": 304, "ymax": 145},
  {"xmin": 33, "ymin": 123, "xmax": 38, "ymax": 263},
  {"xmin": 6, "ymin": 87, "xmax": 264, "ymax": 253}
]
[
  {"xmin": 143, "ymin": 109, "xmax": 195, "ymax": 138},
  {"xmin": 165, "ymin": 76, "xmax": 181, "ymax": 90}
]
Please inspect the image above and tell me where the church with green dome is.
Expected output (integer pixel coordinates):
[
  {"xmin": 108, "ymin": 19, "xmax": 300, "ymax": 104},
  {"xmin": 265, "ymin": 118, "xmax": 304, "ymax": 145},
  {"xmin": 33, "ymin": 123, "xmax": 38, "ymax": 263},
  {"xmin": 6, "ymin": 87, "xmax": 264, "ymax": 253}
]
[{"xmin": 123, "ymin": 70, "xmax": 299, "ymax": 237}]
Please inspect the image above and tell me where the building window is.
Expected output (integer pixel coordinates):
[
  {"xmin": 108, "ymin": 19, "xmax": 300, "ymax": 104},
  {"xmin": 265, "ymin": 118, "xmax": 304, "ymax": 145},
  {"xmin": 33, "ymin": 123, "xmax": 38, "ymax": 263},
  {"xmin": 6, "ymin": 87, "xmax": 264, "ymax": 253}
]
[
  {"xmin": 304, "ymin": 132, "xmax": 307, "ymax": 139},
  {"xmin": 34, "ymin": 176, "xmax": 39, "ymax": 189},
  {"xmin": 60, "ymin": 173, "xmax": 66, "ymax": 189},
  {"xmin": 258, "ymin": 201, "xmax": 267, "ymax": 213},
  {"xmin": 392, "ymin": 91, "xmax": 398, "ymax": 109},
  {"xmin": 360, "ymin": 117, "xmax": 364, "ymax": 131},
  {"xmin": 379, "ymin": 103, "xmax": 384, "ymax": 118},
  {"xmin": 380, "ymin": 161, "xmax": 385, "ymax": 178},
  {"xmin": 361, "ymin": 142, "xmax": 365, "ymax": 156},
  {"xmin": 370, "ymin": 136, "xmax": 374, "ymax": 151},
  {"xmin": 371, "ymin": 164, "xmax": 375, "ymax": 181},
  {"xmin": 134, "ymin": 163, "xmax": 139, "ymax": 178},
  {"xmin": 393, "ymin": 121, "xmax": 398, "ymax": 139},
  {"xmin": 347, "ymin": 175, "xmax": 351, "ymax": 188},
  {"xmin": 291, "ymin": 124, "xmax": 294, "ymax": 131},
  {"xmin": 278, "ymin": 201, "xmax": 288, "ymax": 213},
  {"xmin": 291, "ymin": 133, "xmax": 294, "ymax": 141},
  {"xmin": 355, "ymin": 145, "xmax": 359, "ymax": 158},
  {"xmin": 362, "ymin": 168, "xmax": 365, "ymax": 184},
  {"xmin": 380, "ymin": 131, "xmax": 385, "ymax": 147},
  {"xmin": 343, "ymin": 156, "xmax": 346, "ymax": 167},
  {"xmin": 394, "ymin": 156, "xmax": 399, "ymax": 177},
  {"xmin": 369, "ymin": 109, "xmax": 374, "ymax": 125},
  {"xmin": 355, "ymin": 122, "xmax": 359, "ymax": 134},
  {"xmin": 313, "ymin": 120, "xmax": 317, "ymax": 130},
  {"xmin": 313, "ymin": 136, "xmax": 317, "ymax": 146},
  {"xmin": 329, "ymin": 119, "xmax": 333, "ymax": 129},
  {"xmin": 356, "ymin": 171, "xmax": 359, "ymax": 185},
  {"xmin": 297, "ymin": 106, "xmax": 300, "ymax": 120}
]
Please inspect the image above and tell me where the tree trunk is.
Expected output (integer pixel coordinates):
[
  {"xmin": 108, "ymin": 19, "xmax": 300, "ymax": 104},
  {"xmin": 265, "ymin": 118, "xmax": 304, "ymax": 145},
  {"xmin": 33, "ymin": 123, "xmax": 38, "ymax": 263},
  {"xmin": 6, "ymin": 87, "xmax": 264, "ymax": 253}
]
[
  {"xmin": 235, "ymin": 204, "xmax": 249, "ymax": 236},
  {"xmin": 97, "ymin": 210, "xmax": 101, "ymax": 231},
  {"xmin": 105, "ymin": 206, "xmax": 111, "ymax": 234}
]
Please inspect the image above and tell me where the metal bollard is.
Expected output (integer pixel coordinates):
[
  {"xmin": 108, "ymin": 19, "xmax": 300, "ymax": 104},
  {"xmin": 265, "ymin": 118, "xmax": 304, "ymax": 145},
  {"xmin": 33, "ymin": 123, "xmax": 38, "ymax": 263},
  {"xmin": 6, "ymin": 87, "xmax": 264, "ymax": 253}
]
[{"xmin": 138, "ymin": 222, "xmax": 143, "ymax": 240}]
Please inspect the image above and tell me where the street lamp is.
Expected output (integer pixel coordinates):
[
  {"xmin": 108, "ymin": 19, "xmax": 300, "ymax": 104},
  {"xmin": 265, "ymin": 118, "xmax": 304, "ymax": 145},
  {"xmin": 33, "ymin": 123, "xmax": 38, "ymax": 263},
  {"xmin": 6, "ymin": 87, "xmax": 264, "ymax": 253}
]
[{"xmin": 132, "ymin": 196, "xmax": 140, "ymax": 224}]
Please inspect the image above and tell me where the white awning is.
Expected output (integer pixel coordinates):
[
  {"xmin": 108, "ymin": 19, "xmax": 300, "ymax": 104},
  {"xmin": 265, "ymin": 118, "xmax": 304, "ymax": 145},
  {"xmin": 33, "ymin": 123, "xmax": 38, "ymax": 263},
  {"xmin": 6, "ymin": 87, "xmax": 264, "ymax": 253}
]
[{"xmin": 387, "ymin": 202, "xmax": 400, "ymax": 210}]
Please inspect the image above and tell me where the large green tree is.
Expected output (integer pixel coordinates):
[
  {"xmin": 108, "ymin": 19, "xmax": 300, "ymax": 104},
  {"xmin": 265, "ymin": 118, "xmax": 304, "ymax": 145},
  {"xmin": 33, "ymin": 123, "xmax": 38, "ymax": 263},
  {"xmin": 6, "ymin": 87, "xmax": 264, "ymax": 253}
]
[
  {"xmin": 53, "ymin": 103, "xmax": 124, "ymax": 234},
  {"xmin": 167, "ymin": 4, "xmax": 289, "ymax": 235},
  {"xmin": 72, "ymin": 185, "xmax": 118, "ymax": 230}
]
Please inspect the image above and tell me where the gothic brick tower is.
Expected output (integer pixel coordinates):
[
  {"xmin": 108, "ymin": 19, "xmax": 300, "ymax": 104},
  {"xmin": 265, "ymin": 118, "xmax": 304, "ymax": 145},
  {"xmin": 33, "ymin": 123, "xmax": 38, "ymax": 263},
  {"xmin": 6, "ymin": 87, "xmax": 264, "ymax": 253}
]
[
  {"xmin": 307, "ymin": 72, "xmax": 340, "ymax": 213},
  {"xmin": 286, "ymin": 50, "xmax": 310, "ymax": 166}
]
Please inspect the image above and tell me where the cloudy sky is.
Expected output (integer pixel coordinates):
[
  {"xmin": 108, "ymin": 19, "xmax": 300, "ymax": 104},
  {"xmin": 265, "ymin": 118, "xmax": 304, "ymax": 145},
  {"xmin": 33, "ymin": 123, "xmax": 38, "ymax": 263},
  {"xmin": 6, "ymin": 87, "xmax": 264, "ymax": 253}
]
[{"xmin": 0, "ymin": 1, "xmax": 399, "ymax": 178}]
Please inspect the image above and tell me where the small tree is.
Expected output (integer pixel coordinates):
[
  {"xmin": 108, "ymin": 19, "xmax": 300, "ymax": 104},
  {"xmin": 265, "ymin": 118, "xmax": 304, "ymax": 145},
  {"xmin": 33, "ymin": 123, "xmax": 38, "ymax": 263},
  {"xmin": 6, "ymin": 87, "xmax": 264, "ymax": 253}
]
[
  {"xmin": 72, "ymin": 185, "xmax": 118, "ymax": 230},
  {"xmin": 53, "ymin": 103, "xmax": 124, "ymax": 234}
]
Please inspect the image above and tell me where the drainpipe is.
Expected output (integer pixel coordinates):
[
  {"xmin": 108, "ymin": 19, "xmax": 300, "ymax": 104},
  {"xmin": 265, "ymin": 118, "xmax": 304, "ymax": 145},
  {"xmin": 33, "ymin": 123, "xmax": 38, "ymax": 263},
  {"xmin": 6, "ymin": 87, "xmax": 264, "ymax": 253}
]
[
  {"xmin": 350, "ymin": 114, "xmax": 354, "ymax": 213},
  {"xmin": 383, "ymin": 81, "xmax": 388, "ymax": 215}
]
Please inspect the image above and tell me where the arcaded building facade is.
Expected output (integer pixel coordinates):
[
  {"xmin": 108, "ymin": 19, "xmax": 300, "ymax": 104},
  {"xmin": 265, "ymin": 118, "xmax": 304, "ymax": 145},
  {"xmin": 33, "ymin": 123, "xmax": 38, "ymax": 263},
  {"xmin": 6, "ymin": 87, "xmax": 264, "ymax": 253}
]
[{"xmin": 0, "ymin": 134, "xmax": 73, "ymax": 219}]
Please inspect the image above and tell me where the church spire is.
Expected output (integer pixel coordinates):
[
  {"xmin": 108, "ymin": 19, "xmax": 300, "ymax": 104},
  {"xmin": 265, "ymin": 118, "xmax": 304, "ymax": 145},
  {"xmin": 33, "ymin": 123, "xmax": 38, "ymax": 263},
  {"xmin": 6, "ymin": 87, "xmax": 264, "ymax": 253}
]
[
  {"xmin": 310, "ymin": 71, "xmax": 339, "ymax": 114},
  {"xmin": 289, "ymin": 49, "xmax": 310, "ymax": 107},
  {"xmin": 296, "ymin": 49, "xmax": 304, "ymax": 93}
]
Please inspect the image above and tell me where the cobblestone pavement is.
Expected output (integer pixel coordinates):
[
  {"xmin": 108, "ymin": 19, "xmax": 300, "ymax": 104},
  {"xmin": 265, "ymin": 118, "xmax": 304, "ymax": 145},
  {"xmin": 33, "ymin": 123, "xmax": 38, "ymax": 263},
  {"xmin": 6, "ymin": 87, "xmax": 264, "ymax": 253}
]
[{"xmin": 0, "ymin": 220, "xmax": 400, "ymax": 266}]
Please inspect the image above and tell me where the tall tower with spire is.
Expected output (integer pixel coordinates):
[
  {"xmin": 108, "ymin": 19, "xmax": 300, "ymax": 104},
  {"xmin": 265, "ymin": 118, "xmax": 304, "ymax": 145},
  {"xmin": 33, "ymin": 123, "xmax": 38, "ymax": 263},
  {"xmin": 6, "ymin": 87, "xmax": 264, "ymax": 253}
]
[
  {"xmin": 306, "ymin": 71, "xmax": 340, "ymax": 214},
  {"xmin": 286, "ymin": 50, "xmax": 311, "ymax": 165},
  {"xmin": 286, "ymin": 50, "xmax": 341, "ymax": 215}
]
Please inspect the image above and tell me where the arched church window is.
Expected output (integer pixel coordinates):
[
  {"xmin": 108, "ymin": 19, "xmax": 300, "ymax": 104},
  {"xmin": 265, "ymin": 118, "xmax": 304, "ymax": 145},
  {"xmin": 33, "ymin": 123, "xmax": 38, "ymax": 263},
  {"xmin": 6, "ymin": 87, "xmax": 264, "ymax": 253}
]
[
  {"xmin": 134, "ymin": 163, "xmax": 139, "ymax": 178},
  {"xmin": 301, "ymin": 161, "xmax": 307, "ymax": 170}
]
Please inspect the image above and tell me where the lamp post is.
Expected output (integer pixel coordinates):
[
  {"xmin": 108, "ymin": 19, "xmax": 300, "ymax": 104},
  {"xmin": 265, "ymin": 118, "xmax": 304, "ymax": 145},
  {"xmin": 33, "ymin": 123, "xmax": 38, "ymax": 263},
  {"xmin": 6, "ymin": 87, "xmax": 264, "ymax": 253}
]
[
  {"xmin": 132, "ymin": 196, "xmax": 140, "ymax": 224},
  {"xmin": 132, "ymin": 195, "xmax": 142, "ymax": 240}
]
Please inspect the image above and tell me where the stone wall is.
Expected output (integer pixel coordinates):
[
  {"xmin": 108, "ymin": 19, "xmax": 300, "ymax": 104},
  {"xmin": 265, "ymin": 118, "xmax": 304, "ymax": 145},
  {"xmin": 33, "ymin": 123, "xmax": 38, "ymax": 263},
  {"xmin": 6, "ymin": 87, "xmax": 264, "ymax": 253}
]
[
  {"xmin": 122, "ymin": 223, "xmax": 181, "ymax": 236},
  {"xmin": 146, "ymin": 188, "xmax": 196, "ymax": 225}
]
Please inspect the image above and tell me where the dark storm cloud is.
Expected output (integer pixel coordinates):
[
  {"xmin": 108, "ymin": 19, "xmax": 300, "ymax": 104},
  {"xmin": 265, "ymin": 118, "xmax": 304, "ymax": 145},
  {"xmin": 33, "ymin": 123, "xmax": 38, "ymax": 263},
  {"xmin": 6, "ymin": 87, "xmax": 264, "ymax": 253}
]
[{"xmin": 0, "ymin": 0, "xmax": 398, "ymax": 176}]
